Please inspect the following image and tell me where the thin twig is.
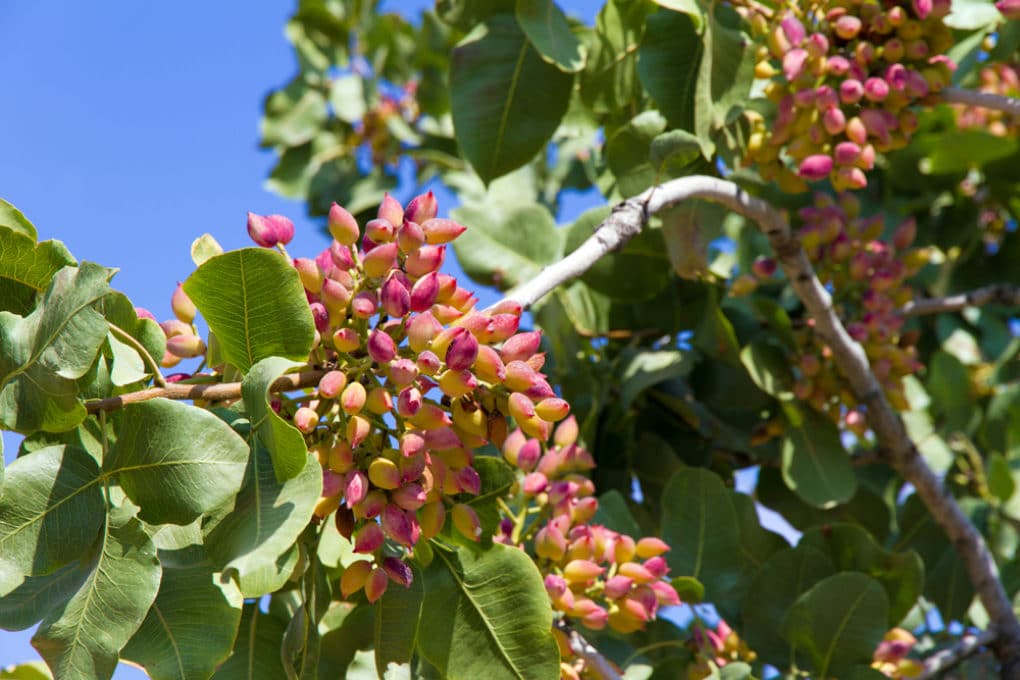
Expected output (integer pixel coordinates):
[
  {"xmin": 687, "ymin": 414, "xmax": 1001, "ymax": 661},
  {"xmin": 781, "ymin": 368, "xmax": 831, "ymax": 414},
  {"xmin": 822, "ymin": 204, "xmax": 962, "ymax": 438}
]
[
  {"xmin": 84, "ymin": 369, "xmax": 326, "ymax": 413},
  {"xmin": 494, "ymin": 175, "xmax": 1020, "ymax": 677},
  {"xmin": 900, "ymin": 284, "xmax": 1020, "ymax": 316},
  {"xmin": 917, "ymin": 629, "xmax": 998, "ymax": 679},
  {"xmin": 941, "ymin": 87, "xmax": 1020, "ymax": 117},
  {"xmin": 554, "ymin": 619, "xmax": 622, "ymax": 680}
]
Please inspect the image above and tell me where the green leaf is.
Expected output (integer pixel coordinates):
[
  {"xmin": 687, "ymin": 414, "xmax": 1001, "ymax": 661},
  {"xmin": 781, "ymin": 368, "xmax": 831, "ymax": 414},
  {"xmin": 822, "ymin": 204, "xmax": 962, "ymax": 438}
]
[
  {"xmin": 417, "ymin": 542, "xmax": 559, "ymax": 679},
  {"xmin": 0, "ymin": 199, "xmax": 37, "ymax": 240},
  {"xmin": 329, "ymin": 75, "xmax": 366, "ymax": 124},
  {"xmin": 660, "ymin": 468, "xmax": 744, "ymax": 601},
  {"xmin": 106, "ymin": 331, "xmax": 146, "ymax": 386},
  {"xmin": 0, "ymin": 445, "xmax": 104, "ymax": 578},
  {"xmin": 319, "ymin": 603, "xmax": 377, "ymax": 678},
  {"xmin": 261, "ymin": 78, "xmax": 328, "ymax": 148},
  {"xmin": 121, "ymin": 562, "xmax": 244, "ymax": 680},
  {"xmin": 0, "ymin": 557, "xmax": 92, "ymax": 631},
  {"xmin": 927, "ymin": 350, "xmax": 977, "ymax": 433},
  {"xmin": 650, "ymin": 129, "xmax": 702, "ymax": 170},
  {"xmin": 922, "ymin": 129, "xmax": 1018, "ymax": 174},
  {"xmin": 651, "ymin": 0, "xmax": 703, "ymax": 23},
  {"xmin": 781, "ymin": 573, "xmax": 889, "ymax": 678},
  {"xmin": 0, "ymin": 228, "xmax": 76, "ymax": 315},
  {"xmin": 190, "ymin": 234, "xmax": 224, "ymax": 267},
  {"xmin": 105, "ymin": 399, "xmax": 249, "ymax": 525},
  {"xmin": 450, "ymin": 15, "xmax": 574, "ymax": 183},
  {"xmin": 464, "ymin": 456, "xmax": 517, "ymax": 535},
  {"xmin": 33, "ymin": 513, "xmax": 161, "ymax": 680},
  {"xmin": 799, "ymin": 523, "xmax": 924, "ymax": 625},
  {"xmin": 605, "ymin": 111, "xmax": 668, "ymax": 196},
  {"xmin": 580, "ymin": 0, "xmax": 654, "ymax": 115},
  {"xmin": 182, "ymin": 248, "xmax": 315, "ymax": 374},
  {"xmin": 211, "ymin": 603, "xmax": 288, "ymax": 680},
  {"xmin": 95, "ymin": 292, "xmax": 166, "ymax": 375},
  {"xmin": 563, "ymin": 206, "xmax": 672, "ymax": 300},
  {"xmin": 740, "ymin": 341, "xmax": 794, "ymax": 400},
  {"xmin": 241, "ymin": 357, "xmax": 311, "ymax": 481},
  {"xmin": 780, "ymin": 402, "xmax": 856, "ymax": 509},
  {"xmin": 204, "ymin": 445, "xmax": 321, "ymax": 598},
  {"xmin": 515, "ymin": 0, "xmax": 585, "ymax": 72},
  {"xmin": 660, "ymin": 201, "xmax": 727, "ymax": 281},
  {"xmin": 743, "ymin": 546, "xmax": 836, "ymax": 666},
  {"xmin": 989, "ymin": 452, "xmax": 1017, "ymax": 502},
  {"xmin": 375, "ymin": 561, "xmax": 424, "ymax": 674},
  {"xmin": 451, "ymin": 202, "xmax": 562, "ymax": 291},
  {"xmin": 946, "ymin": 0, "xmax": 1003, "ymax": 29},
  {"xmin": 0, "ymin": 263, "xmax": 113, "ymax": 433},
  {"xmin": 0, "ymin": 662, "xmax": 51, "ymax": 680},
  {"xmin": 617, "ymin": 349, "xmax": 696, "ymax": 410},
  {"xmin": 638, "ymin": 10, "xmax": 702, "ymax": 132}
]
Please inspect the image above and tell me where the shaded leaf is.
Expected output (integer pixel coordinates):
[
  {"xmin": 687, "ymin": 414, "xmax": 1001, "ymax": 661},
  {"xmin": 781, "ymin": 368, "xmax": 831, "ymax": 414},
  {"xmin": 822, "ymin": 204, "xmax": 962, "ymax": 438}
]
[
  {"xmin": 740, "ymin": 341, "xmax": 794, "ymax": 400},
  {"xmin": 0, "ymin": 557, "xmax": 92, "ymax": 631},
  {"xmin": 593, "ymin": 489, "xmax": 642, "ymax": 538},
  {"xmin": 261, "ymin": 78, "xmax": 328, "ymax": 148},
  {"xmin": 780, "ymin": 402, "xmax": 856, "ymax": 509},
  {"xmin": 0, "ymin": 228, "xmax": 75, "ymax": 315},
  {"xmin": 375, "ymin": 561, "xmax": 424, "ymax": 673},
  {"xmin": 617, "ymin": 349, "xmax": 696, "ymax": 410},
  {"xmin": 638, "ymin": 10, "xmax": 702, "ymax": 132},
  {"xmin": 0, "ymin": 263, "xmax": 113, "ymax": 433},
  {"xmin": 33, "ymin": 514, "xmax": 161, "ymax": 680},
  {"xmin": 418, "ymin": 542, "xmax": 559, "ymax": 679},
  {"xmin": 121, "ymin": 562, "xmax": 244, "ymax": 680},
  {"xmin": 0, "ymin": 445, "xmax": 104, "ymax": 577},
  {"xmin": 581, "ymin": 0, "xmax": 654, "ymax": 115},
  {"xmin": 182, "ymin": 248, "xmax": 315, "ymax": 374},
  {"xmin": 211, "ymin": 603, "xmax": 288, "ymax": 680},
  {"xmin": 450, "ymin": 15, "xmax": 573, "ymax": 183},
  {"xmin": 241, "ymin": 357, "xmax": 309, "ymax": 481},
  {"xmin": 106, "ymin": 399, "xmax": 249, "ymax": 525},
  {"xmin": 605, "ymin": 111, "xmax": 667, "ymax": 196},
  {"xmin": 515, "ymin": 0, "xmax": 585, "ymax": 72}
]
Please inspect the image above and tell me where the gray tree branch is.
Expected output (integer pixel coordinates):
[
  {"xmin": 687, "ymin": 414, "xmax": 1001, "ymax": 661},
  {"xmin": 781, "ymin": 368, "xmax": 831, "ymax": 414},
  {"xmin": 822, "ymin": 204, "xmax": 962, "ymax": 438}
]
[
  {"xmin": 901, "ymin": 284, "xmax": 1020, "ymax": 316},
  {"xmin": 554, "ymin": 619, "xmax": 622, "ymax": 680},
  {"xmin": 942, "ymin": 86, "xmax": 1020, "ymax": 117},
  {"xmin": 496, "ymin": 175, "xmax": 1020, "ymax": 677},
  {"xmin": 918, "ymin": 629, "xmax": 998, "ymax": 679}
]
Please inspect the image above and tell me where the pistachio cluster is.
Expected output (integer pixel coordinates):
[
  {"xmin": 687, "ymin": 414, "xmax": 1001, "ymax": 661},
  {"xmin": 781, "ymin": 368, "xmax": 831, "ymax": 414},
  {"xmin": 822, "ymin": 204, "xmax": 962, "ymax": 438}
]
[
  {"xmin": 687, "ymin": 620, "xmax": 758, "ymax": 680},
  {"xmin": 741, "ymin": 0, "xmax": 954, "ymax": 192}
]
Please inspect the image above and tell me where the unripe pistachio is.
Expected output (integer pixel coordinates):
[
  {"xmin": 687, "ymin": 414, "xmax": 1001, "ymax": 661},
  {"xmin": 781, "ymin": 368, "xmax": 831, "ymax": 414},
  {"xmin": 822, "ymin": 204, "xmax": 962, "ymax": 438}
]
[
  {"xmin": 341, "ymin": 382, "xmax": 367, "ymax": 415},
  {"xmin": 166, "ymin": 334, "xmax": 207, "ymax": 359},
  {"xmin": 405, "ymin": 244, "xmax": 445, "ymax": 278},
  {"xmin": 346, "ymin": 415, "xmax": 371, "ymax": 448},
  {"xmin": 381, "ymin": 504, "xmax": 416, "ymax": 547},
  {"xmin": 354, "ymin": 520, "xmax": 384, "ymax": 554},
  {"xmin": 451, "ymin": 503, "xmax": 481, "ymax": 541},
  {"xmin": 367, "ymin": 329, "xmax": 397, "ymax": 364},
  {"xmin": 362, "ymin": 243, "xmax": 398, "ymax": 279},
  {"xmin": 536, "ymin": 524, "xmax": 567, "ymax": 561},
  {"xmin": 171, "ymin": 283, "xmax": 196, "ymax": 324},
  {"xmin": 293, "ymin": 407, "xmax": 319, "ymax": 433},
  {"xmin": 421, "ymin": 218, "xmax": 467, "ymax": 244},
  {"xmin": 564, "ymin": 559, "xmax": 604, "ymax": 584},
  {"xmin": 409, "ymin": 271, "xmax": 440, "ymax": 312},
  {"xmin": 368, "ymin": 457, "xmax": 401, "ymax": 489},
  {"xmin": 445, "ymin": 329, "xmax": 479, "ymax": 371},
  {"xmin": 328, "ymin": 203, "xmax": 360, "ymax": 246},
  {"xmin": 365, "ymin": 387, "xmax": 393, "ymax": 415},
  {"xmin": 332, "ymin": 327, "xmax": 360, "ymax": 353},
  {"xmin": 340, "ymin": 560, "xmax": 372, "ymax": 598},
  {"xmin": 834, "ymin": 14, "xmax": 862, "ymax": 39},
  {"xmin": 247, "ymin": 212, "xmax": 294, "ymax": 248},
  {"xmin": 317, "ymin": 370, "xmax": 347, "ymax": 399},
  {"xmin": 404, "ymin": 190, "xmax": 438, "ymax": 224},
  {"xmin": 797, "ymin": 154, "xmax": 833, "ymax": 181},
  {"xmin": 397, "ymin": 219, "xmax": 426, "ymax": 254},
  {"xmin": 365, "ymin": 567, "xmax": 389, "ymax": 603},
  {"xmin": 536, "ymin": 397, "xmax": 570, "ymax": 422},
  {"xmin": 364, "ymin": 218, "xmax": 395, "ymax": 243}
]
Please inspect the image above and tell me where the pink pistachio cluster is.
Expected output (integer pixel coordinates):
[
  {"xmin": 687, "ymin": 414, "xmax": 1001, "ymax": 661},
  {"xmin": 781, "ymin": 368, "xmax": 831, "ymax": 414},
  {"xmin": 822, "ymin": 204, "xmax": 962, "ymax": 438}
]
[
  {"xmin": 495, "ymin": 418, "xmax": 680, "ymax": 654},
  {"xmin": 872, "ymin": 628, "xmax": 922, "ymax": 677},
  {"xmin": 687, "ymin": 620, "xmax": 758, "ymax": 680},
  {"xmin": 147, "ymin": 283, "xmax": 206, "ymax": 370},
  {"xmin": 956, "ymin": 62, "xmax": 1020, "ymax": 136},
  {"xmin": 242, "ymin": 191, "xmax": 583, "ymax": 605},
  {"xmin": 741, "ymin": 0, "xmax": 954, "ymax": 192},
  {"xmin": 749, "ymin": 193, "xmax": 927, "ymax": 426}
]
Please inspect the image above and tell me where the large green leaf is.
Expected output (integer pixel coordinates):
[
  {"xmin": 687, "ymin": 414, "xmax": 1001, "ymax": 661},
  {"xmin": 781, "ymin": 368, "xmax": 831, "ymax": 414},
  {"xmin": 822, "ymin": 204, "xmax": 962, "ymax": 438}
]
[
  {"xmin": 105, "ymin": 399, "xmax": 249, "ymax": 526},
  {"xmin": 0, "ymin": 263, "xmax": 113, "ymax": 433},
  {"xmin": 660, "ymin": 468, "xmax": 744, "ymax": 601},
  {"xmin": 605, "ymin": 111, "xmax": 667, "ymax": 196},
  {"xmin": 0, "ymin": 228, "xmax": 75, "ymax": 315},
  {"xmin": 780, "ymin": 402, "xmax": 856, "ymax": 509},
  {"xmin": 799, "ymin": 523, "xmax": 924, "ymax": 626},
  {"xmin": 95, "ymin": 291, "xmax": 166, "ymax": 379},
  {"xmin": 210, "ymin": 603, "xmax": 288, "ymax": 680},
  {"xmin": 580, "ymin": 0, "xmax": 654, "ymax": 115},
  {"xmin": 0, "ymin": 445, "xmax": 104, "ymax": 578},
  {"xmin": 319, "ymin": 603, "xmax": 377, "ymax": 678},
  {"xmin": 0, "ymin": 199, "xmax": 37, "ymax": 239},
  {"xmin": 742, "ymin": 546, "xmax": 835, "ymax": 666},
  {"xmin": 32, "ymin": 513, "xmax": 161, "ymax": 680},
  {"xmin": 122, "ymin": 562, "xmax": 244, "ymax": 680},
  {"xmin": 204, "ymin": 444, "xmax": 321, "ymax": 598},
  {"xmin": 740, "ymin": 341, "xmax": 794, "ymax": 400},
  {"xmin": 241, "ymin": 357, "xmax": 309, "ymax": 481},
  {"xmin": 182, "ymin": 248, "xmax": 315, "ymax": 374},
  {"xmin": 781, "ymin": 573, "xmax": 889, "ymax": 678},
  {"xmin": 514, "ymin": 0, "xmax": 584, "ymax": 72},
  {"xmin": 616, "ymin": 348, "xmax": 696, "ymax": 410},
  {"xmin": 375, "ymin": 562, "xmax": 424, "ymax": 674},
  {"xmin": 260, "ymin": 78, "xmax": 328, "ymax": 149},
  {"xmin": 637, "ymin": 10, "xmax": 701, "ymax": 132},
  {"xmin": 451, "ymin": 202, "xmax": 562, "ymax": 291},
  {"xmin": 417, "ymin": 542, "xmax": 559, "ymax": 679},
  {"xmin": 0, "ymin": 557, "xmax": 92, "ymax": 631},
  {"xmin": 450, "ymin": 14, "xmax": 573, "ymax": 183}
]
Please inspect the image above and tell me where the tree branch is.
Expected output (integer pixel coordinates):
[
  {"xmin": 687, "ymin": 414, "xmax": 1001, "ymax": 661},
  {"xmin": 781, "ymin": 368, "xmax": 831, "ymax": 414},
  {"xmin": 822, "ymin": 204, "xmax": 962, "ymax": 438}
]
[
  {"xmin": 900, "ymin": 284, "xmax": 1020, "ymax": 316},
  {"xmin": 941, "ymin": 86, "xmax": 1020, "ymax": 117},
  {"xmin": 917, "ymin": 629, "xmax": 998, "ymax": 679},
  {"xmin": 84, "ymin": 369, "xmax": 326, "ymax": 413},
  {"xmin": 496, "ymin": 175, "xmax": 1020, "ymax": 677},
  {"xmin": 554, "ymin": 619, "xmax": 622, "ymax": 680}
]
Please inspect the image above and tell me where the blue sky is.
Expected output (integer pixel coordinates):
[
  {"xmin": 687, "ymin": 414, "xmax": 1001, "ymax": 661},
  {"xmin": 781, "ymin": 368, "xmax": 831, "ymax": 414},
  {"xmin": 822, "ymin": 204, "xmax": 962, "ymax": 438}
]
[{"xmin": 0, "ymin": 1, "xmax": 602, "ymax": 674}]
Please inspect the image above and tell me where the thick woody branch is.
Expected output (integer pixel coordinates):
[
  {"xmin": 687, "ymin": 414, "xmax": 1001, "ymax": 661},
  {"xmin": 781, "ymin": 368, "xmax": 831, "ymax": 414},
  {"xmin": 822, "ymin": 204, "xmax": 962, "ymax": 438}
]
[
  {"xmin": 918, "ymin": 629, "xmax": 998, "ymax": 679},
  {"xmin": 901, "ymin": 284, "xmax": 1020, "ymax": 316},
  {"xmin": 497, "ymin": 175, "xmax": 1020, "ymax": 676},
  {"xmin": 941, "ymin": 86, "xmax": 1020, "ymax": 117},
  {"xmin": 554, "ymin": 619, "xmax": 621, "ymax": 680},
  {"xmin": 84, "ymin": 369, "xmax": 326, "ymax": 413}
]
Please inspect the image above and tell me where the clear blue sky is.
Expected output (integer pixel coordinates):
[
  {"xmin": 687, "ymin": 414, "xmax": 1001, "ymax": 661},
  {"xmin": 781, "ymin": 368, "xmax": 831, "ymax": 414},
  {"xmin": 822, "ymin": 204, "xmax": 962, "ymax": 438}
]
[{"xmin": 0, "ymin": 1, "xmax": 602, "ymax": 674}]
